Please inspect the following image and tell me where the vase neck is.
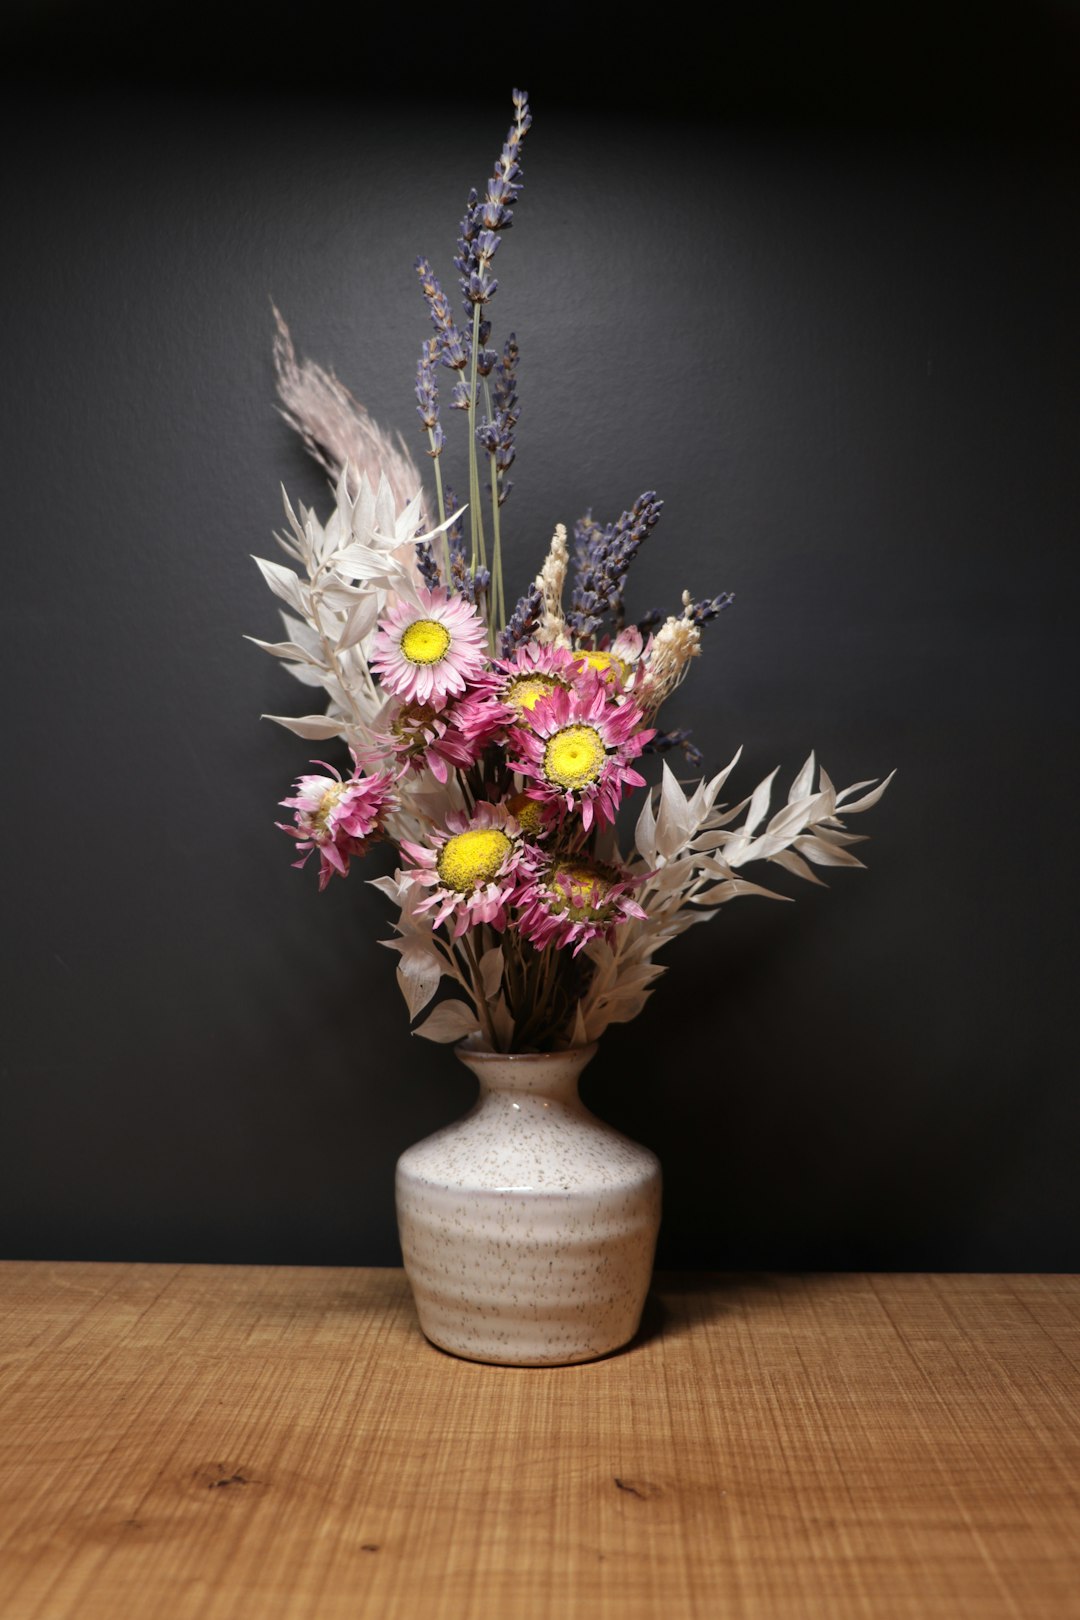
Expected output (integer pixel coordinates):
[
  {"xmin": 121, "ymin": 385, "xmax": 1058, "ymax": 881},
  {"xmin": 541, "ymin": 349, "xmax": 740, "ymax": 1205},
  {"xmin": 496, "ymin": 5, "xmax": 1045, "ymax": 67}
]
[{"xmin": 456, "ymin": 1043, "xmax": 597, "ymax": 1104}]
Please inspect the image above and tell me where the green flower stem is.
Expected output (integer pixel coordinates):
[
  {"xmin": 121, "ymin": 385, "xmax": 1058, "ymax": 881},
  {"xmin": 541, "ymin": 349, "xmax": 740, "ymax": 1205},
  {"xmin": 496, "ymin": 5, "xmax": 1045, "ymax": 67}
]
[
  {"xmin": 489, "ymin": 450, "xmax": 506, "ymax": 634},
  {"xmin": 461, "ymin": 929, "xmax": 499, "ymax": 1051},
  {"xmin": 480, "ymin": 376, "xmax": 506, "ymax": 636},
  {"xmin": 427, "ymin": 434, "xmax": 450, "ymax": 583}
]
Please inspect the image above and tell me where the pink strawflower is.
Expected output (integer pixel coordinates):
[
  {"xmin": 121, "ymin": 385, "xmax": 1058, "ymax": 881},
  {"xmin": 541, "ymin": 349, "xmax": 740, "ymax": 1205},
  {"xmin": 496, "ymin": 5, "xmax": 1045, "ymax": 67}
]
[
  {"xmin": 507, "ymin": 674, "xmax": 656, "ymax": 831},
  {"xmin": 370, "ymin": 587, "xmax": 488, "ymax": 707},
  {"xmin": 370, "ymin": 697, "xmax": 484, "ymax": 785},
  {"xmin": 452, "ymin": 640, "xmax": 578, "ymax": 748},
  {"xmin": 400, "ymin": 801, "xmax": 524, "ymax": 937},
  {"xmin": 278, "ymin": 757, "xmax": 396, "ymax": 890},
  {"xmin": 570, "ymin": 626, "xmax": 647, "ymax": 690},
  {"xmin": 516, "ymin": 848, "xmax": 647, "ymax": 956}
]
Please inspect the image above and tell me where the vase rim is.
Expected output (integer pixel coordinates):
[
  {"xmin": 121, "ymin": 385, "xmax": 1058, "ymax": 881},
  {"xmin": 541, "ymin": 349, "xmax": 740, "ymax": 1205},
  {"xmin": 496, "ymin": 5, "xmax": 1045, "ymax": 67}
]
[{"xmin": 456, "ymin": 1035, "xmax": 598, "ymax": 1064}]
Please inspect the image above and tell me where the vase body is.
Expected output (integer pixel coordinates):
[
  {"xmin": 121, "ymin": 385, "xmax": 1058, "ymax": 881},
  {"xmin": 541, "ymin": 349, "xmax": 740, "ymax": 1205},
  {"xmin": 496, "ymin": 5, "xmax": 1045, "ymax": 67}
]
[{"xmin": 395, "ymin": 1041, "xmax": 661, "ymax": 1366}]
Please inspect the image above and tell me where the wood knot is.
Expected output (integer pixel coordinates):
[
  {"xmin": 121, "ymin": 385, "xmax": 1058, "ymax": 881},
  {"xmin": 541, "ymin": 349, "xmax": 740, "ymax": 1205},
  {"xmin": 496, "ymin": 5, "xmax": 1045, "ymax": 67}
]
[{"xmin": 191, "ymin": 1463, "xmax": 262, "ymax": 1494}]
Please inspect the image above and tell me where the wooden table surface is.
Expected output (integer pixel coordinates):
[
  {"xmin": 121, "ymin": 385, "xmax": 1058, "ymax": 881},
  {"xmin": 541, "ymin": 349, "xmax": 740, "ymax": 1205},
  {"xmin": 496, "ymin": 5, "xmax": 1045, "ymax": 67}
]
[{"xmin": 0, "ymin": 1266, "xmax": 1078, "ymax": 1619}]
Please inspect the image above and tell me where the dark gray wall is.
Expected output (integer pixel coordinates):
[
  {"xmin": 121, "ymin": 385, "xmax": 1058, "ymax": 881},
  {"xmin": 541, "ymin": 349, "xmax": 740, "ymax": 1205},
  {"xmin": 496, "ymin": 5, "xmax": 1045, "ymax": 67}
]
[{"xmin": 3, "ymin": 10, "xmax": 1078, "ymax": 1268}]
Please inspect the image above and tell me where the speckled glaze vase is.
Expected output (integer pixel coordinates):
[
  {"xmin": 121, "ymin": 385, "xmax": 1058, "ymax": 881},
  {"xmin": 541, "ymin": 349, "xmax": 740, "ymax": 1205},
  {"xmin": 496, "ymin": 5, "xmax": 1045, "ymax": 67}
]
[{"xmin": 395, "ymin": 1040, "xmax": 661, "ymax": 1366}]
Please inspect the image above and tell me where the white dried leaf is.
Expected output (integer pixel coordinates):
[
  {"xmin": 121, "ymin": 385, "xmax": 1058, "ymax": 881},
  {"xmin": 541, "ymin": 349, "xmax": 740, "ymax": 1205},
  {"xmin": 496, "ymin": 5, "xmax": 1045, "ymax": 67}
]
[
  {"xmin": 262, "ymin": 712, "xmax": 347, "ymax": 740},
  {"xmin": 793, "ymin": 836, "xmax": 866, "ymax": 869},
  {"xmin": 655, "ymin": 761, "xmax": 693, "ymax": 860},
  {"xmin": 743, "ymin": 767, "xmax": 779, "ymax": 837},
  {"xmin": 279, "ymin": 612, "xmax": 322, "ymax": 658},
  {"xmin": 414, "ymin": 1000, "xmax": 481, "ymax": 1043},
  {"xmin": 391, "ymin": 938, "xmax": 443, "ymax": 1020},
  {"xmin": 337, "ymin": 595, "xmax": 379, "ymax": 651},
  {"xmin": 634, "ymin": 787, "xmax": 657, "ymax": 864},
  {"xmin": 284, "ymin": 662, "xmax": 333, "ymax": 688},
  {"xmin": 763, "ymin": 792, "xmax": 827, "ymax": 843},
  {"xmin": 479, "ymin": 947, "xmax": 504, "ymax": 1002},
  {"xmin": 490, "ymin": 997, "xmax": 514, "ymax": 1047},
  {"xmin": 789, "ymin": 752, "xmax": 816, "ymax": 804},
  {"xmin": 768, "ymin": 848, "xmax": 827, "ymax": 885},
  {"xmin": 369, "ymin": 874, "xmax": 408, "ymax": 905},
  {"xmin": 693, "ymin": 877, "xmax": 791, "ymax": 905},
  {"xmin": 834, "ymin": 771, "xmax": 896, "ymax": 814},
  {"xmin": 253, "ymin": 555, "xmax": 308, "ymax": 617},
  {"xmin": 244, "ymin": 635, "xmax": 323, "ymax": 665}
]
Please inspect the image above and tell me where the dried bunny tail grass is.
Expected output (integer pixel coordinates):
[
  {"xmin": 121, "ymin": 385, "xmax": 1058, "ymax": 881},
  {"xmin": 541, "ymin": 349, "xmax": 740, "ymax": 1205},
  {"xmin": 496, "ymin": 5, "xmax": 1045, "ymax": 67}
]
[
  {"xmin": 533, "ymin": 524, "xmax": 571, "ymax": 646},
  {"xmin": 638, "ymin": 610, "xmax": 700, "ymax": 714},
  {"xmin": 272, "ymin": 304, "xmax": 426, "ymax": 515}
]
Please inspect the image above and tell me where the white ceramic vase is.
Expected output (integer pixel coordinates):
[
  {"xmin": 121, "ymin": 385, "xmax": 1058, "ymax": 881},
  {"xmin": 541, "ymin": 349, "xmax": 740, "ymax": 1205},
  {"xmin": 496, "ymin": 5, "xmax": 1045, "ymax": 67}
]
[{"xmin": 395, "ymin": 1039, "xmax": 661, "ymax": 1366}]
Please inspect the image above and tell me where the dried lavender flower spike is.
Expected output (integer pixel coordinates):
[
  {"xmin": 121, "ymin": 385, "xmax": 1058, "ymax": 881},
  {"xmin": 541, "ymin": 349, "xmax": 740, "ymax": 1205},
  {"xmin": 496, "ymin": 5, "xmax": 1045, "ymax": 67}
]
[
  {"xmin": 501, "ymin": 582, "xmax": 543, "ymax": 653},
  {"xmin": 414, "ymin": 258, "xmax": 469, "ymax": 371},
  {"xmin": 682, "ymin": 590, "xmax": 735, "ymax": 625},
  {"xmin": 568, "ymin": 492, "xmax": 664, "ymax": 639}
]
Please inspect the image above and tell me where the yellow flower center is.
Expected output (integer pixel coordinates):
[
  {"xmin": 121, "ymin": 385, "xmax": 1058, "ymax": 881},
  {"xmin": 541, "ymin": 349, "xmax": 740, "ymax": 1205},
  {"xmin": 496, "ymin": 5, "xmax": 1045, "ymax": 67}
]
[
  {"xmin": 400, "ymin": 618, "xmax": 452, "ymax": 666},
  {"xmin": 505, "ymin": 672, "xmax": 564, "ymax": 712},
  {"xmin": 550, "ymin": 859, "xmax": 614, "ymax": 920},
  {"xmin": 392, "ymin": 701, "xmax": 437, "ymax": 738},
  {"xmin": 575, "ymin": 650, "xmax": 628, "ymax": 683},
  {"xmin": 543, "ymin": 724, "xmax": 607, "ymax": 790},
  {"xmin": 436, "ymin": 828, "xmax": 513, "ymax": 892},
  {"xmin": 506, "ymin": 792, "xmax": 545, "ymax": 836},
  {"xmin": 312, "ymin": 782, "xmax": 346, "ymax": 838}
]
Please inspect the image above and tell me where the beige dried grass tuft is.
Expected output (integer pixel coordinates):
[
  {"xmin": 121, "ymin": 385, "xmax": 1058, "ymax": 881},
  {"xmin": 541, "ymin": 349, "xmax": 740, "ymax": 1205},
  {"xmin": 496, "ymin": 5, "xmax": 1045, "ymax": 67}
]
[{"xmin": 271, "ymin": 305, "xmax": 426, "ymax": 517}]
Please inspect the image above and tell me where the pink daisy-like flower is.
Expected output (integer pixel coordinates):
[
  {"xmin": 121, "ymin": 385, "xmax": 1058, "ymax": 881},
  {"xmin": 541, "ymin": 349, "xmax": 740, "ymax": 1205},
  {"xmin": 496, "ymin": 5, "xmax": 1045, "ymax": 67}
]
[
  {"xmin": 278, "ymin": 757, "xmax": 396, "ymax": 891},
  {"xmin": 570, "ymin": 626, "xmax": 647, "ymax": 690},
  {"xmin": 370, "ymin": 587, "xmax": 488, "ymax": 707},
  {"xmin": 507, "ymin": 674, "xmax": 656, "ymax": 831},
  {"xmin": 400, "ymin": 801, "xmax": 524, "ymax": 938},
  {"xmin": 503, "ymin": 790, "xmax": 558, "ymax": 840},
  {"xmin": 451, "ymin": 640, "xmax": 579, "ymax": 749},
  {"xmin": 516, "ymin": 847, "xmax": 647, "ymax": 956},
  {"xmin": 369, "ymin": 697, "xmax": 483, "ymax": 786}
]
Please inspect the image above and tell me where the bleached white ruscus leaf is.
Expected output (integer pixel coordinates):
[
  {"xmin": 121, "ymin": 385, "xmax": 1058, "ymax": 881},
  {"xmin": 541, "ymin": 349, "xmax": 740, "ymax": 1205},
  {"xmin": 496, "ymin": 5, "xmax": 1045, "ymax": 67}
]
[
  {"xmin": 654, "ymin": 761, "xmax": 694, "ymax": 861},
  {"xmin": 792, "ymin": 835, "xmax": 867, "ymax": 869},
  {"xmin": 278, "ymin": 611, "xmax": 323, "ymax": 659},
  {"xmin": 833, "ymin": 771, "xmax": 896, "ymax": 814},
  {"xmin": 479, "ymin": 947, "xmax": 504, "ymax": 1002},
  {"xmin": 244, "ymin": 636, "xmax": 325, "ymax": 666},
  {"xmin": 634, "ymin": 786, "xmax": 657, "ymax": 864},
  {"xmin": 284, "ymin": 661, "xmax": 336, "ymax": 690},
  {"xmin": 414, "ymin": 1000, "xmax": 483, "ymax": 1043},
  {"xmin": 261, "ymin": 713, "xmax": 348, "ymax": 740},
  {"xmin": 767, "ymin": 848, "xmax": 827, "ymax": 886},
  {"xmin": 691, "ymin": 747, "xmax": 744, "ymax": 823},
  {"xmin": 383, "ymin": 936, "xmax": 444, "ymax": 1020},
  {"xmin": 692, "ymin": 875, "xmax": 791, "ymax": 906},
  {"xmin": 252, "ymin": 555, "xmax": 309, "ymax": 618},
  {"xmin": 788, "ymin": 751, "xmax": 816, "ymax": 804},
  {"xmin": 336, "ymin": 596, "xmax": 379, "ymax": 652},
  {"xmin": 490, "ymin": 997, "xmax": 514, "ymax": 1048},
  {"xmin": 742, "ymin": 766, "xmax": 780, "ymax": 838}
]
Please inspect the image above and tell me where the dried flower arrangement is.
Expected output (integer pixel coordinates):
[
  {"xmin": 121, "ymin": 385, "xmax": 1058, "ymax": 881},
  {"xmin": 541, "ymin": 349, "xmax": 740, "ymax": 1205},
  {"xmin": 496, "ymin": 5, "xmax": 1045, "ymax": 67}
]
[{"xmin": 252, "ymin": 90, "xmax": 892, "ymax": 1054}]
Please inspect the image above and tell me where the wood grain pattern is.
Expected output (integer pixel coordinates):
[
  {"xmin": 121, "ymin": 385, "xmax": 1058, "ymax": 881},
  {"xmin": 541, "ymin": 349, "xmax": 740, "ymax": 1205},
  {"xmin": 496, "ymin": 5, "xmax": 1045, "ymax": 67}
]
[{"xmin": 0, "ymin": 1266, "xmax": 1077, "ymax": 1619}]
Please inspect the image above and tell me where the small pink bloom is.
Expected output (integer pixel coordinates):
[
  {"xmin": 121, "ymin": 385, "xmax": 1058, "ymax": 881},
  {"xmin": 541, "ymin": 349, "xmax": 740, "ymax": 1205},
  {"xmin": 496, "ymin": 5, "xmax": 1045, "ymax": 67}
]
[
  {"xmin": 516, "ymin": 847, "xmax": 647, "ymax": 956},
  {"xmin": 400, "ymin": 801, "xmax": 524, "ymax": 938},
  {"xmin": 278, "ymin": 757, "xmax": 396, "ymax": 891},
  {"xmin": 451, "ymin": 640, "xmax": 579, "ymax": 748},
  {"xmin": 506, "ymin": 673, "xmax": 655, "ymax": 831},
  {"xmin": 370, "ymin": 587, "xmax": 488, "ymax": 707},
  {"xmin": 368, "ymin": 696, "xmax": 484, "ymax": 785},
  {"xmin": 570, "ymin": 626, "xmax": 646, "ymax": 689}
]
